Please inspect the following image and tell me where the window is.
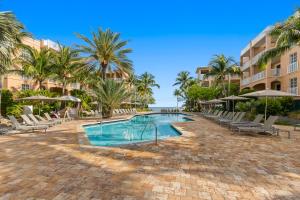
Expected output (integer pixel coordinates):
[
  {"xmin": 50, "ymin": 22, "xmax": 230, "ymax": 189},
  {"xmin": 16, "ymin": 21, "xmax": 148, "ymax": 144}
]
[
  {"xmin": 21, "ymin": 84, "xmax": 30, "ymax": 91},
  {"xmin": 290, "ymin": 53, "xmax": 297, "ymax": 64},
  {"xmin": 290, "ymin": 78, "xmax": 297, "ymax": 88}
]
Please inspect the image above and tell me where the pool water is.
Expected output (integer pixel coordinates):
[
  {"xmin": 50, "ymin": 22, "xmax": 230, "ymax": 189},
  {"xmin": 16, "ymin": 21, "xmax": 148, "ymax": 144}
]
[{"xmin": 83, "ymin": 113, "xmax": 192, "ymax": 146}]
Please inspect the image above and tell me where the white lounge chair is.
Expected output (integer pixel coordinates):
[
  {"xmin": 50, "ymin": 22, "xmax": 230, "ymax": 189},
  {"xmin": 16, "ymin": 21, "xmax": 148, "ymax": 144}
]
[
  {"xmin": 45, "ymin": 113, "xmax": 63, "ymax": 124},
  {"xmin": 28, "ymin": 114, "xmax": 55, "ymax": 127},
  {"xmin": 8, "ymin": 115, "xmax": 47, "ymax": 132},
  {"xmin": 236, "ymin": 116, "xmax": 279, "ymax": 135}
]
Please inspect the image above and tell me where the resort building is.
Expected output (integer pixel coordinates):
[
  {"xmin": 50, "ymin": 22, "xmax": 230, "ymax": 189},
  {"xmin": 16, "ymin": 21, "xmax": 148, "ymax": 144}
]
[
  {"xmin": 0, "ymin": 37, "xmax": 80, "ymax": 93},
  {"xmin": 240, "ymin": 25, "xmax": 300, "ymax": 95},
  {"xmin": 196, "ymin": 66, "xmax": 240, "ymax": 87}
]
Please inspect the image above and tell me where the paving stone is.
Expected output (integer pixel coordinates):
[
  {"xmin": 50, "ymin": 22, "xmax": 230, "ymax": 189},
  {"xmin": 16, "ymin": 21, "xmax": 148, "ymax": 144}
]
[{"xmin": 0, "ymin": 115, "xmax": 299, "ymax": 199}]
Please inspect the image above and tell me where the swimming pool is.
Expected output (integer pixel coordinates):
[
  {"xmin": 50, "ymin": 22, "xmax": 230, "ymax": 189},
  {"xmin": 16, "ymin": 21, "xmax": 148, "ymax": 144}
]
[{"xmin": 83, "ymin": 113, "xmax": 192, "ymax": 146}]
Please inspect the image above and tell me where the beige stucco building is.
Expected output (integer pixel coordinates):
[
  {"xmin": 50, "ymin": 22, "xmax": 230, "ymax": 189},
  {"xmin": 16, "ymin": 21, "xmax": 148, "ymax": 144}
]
[
  {"xmin": 0, "ymin": 37, "xmax": 80, "ymax": 94},
  {"xmin": 240, "ymin": 23, "xmax": 300, "ymax": 95},
  {"xmin": 196, "ymin": 66, "xmax": 240, "ymax": 87}
]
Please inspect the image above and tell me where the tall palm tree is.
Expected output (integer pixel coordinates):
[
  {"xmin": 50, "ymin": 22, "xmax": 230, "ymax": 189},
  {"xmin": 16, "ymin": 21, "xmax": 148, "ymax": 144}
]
[
  {"xmin": 258, "ymin": 10, "xmax": 300, "ymax": 65},
  {"xmin": 205, "ymin": 54, "xmax": 238, "ymax": 96},
  {"xmin": 173, "ymin": 89, "xmax": 182, "ymax": 110},
  {"xmin": 95, "ymin": 79, "xmax": 130, "ymax": 118},
  {"xmin": 52, "ymin": 45, "xmax": 84, "ymax": 95},
  {"xmin": 173, "ymin": 71, "xmax": 193, "ymax": 90},
  {"xmin": 137, "ymin": 72, "xmax": 160, "ymax": 107},
  {"xmin": 76, "ymin": 28, "xmax": 133, "ymax": 80},
  {"xmin": 0, "ymin": 11, "xmax": 27, "ymax": 74},
  {"xmin": 15, "ymin": 47, "xmax": 54, "ymax": 90}
]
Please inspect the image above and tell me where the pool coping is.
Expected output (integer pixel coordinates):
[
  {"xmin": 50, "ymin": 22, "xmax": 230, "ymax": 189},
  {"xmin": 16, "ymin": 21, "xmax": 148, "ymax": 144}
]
[{"xmin": 77, "ymin": 112, "xmax": 196, "ymax": 149}]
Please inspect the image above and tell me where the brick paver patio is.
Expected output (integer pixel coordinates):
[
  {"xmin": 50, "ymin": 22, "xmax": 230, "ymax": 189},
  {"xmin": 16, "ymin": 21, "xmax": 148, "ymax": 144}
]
[{"xmin": 0, "ymin": 114, "xmax": 300, "ymax": 200}]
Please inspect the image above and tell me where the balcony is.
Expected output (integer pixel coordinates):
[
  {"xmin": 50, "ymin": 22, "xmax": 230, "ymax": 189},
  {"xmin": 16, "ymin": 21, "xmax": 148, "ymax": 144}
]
[
  {"xmin": 252, "ymin": 71, "xmax": 266, "ymax": 82},
  {"xmin": 241, "ymin": 77, "xmax": 251, "ymax": 86},
  {"xmin": 288, "ymin": 87, "xmax": 298, "ymax": 95},
  {"xmin": 241, "ymin": 60, "xmax": 250, "ymax": 71},
  {"xmin": 287, "ymin": 62, "xmax": 298, "ymax": 74},
  {"xmin": 198, "ymin": 74, "xmax": 205, "ymax": 81},
  {"xmin": 271, "ymin": 68, "xmax": 280, "ymax": 76},
  {"xmin": 252, "ymin": 50, "xmax": 266, "ymax": 65}
]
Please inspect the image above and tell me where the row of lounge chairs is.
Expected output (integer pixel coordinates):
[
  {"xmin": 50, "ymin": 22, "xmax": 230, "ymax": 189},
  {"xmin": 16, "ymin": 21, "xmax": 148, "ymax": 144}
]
[
  {"xmin": 200, "ymin": 109, "xmax": 281, "ymax": 136},
  {"xmin": 83, "ymin": 110, "xmax": 102, "ymax": 117},
  {"xmin": 7, "ymin": 112, "xmax": 73, "ymax": 133},
  {"xmin": 113, "ymin": 109, "xmax": 137, "ymax": 116},
  {"xmin": 161, "ymin": 109, "xmax": 180, "ymax": 113}
]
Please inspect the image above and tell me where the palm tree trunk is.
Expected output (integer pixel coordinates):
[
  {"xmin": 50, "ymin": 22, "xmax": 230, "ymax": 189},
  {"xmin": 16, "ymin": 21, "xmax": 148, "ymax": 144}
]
[
  {"xmin": 39, "ymin": 80, "xmax": 43, "ymax": 90},
  {"xmin": 101, "ymin": 62, "xmax": 107, "ymax": 80}
]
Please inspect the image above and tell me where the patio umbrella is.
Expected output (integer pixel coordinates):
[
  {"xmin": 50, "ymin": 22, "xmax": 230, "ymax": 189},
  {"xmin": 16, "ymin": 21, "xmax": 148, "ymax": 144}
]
[
  {"xmin": 206, "ymin": 99, "xmax": 225, "ymax": 104},
  {"xmin": 241, "ymin": 89, "xmax": 297, "ymax": 121},
  {"xmin": 55, "ymin": 95, "xmax": 81, "ymax": 102},
  {"xmin": 221, "ymin": 95, "xmax": 248, "ymax": 114},
  {"xmin": 17, "ymin": 95, "xmax": 56, "ymax": 115}
]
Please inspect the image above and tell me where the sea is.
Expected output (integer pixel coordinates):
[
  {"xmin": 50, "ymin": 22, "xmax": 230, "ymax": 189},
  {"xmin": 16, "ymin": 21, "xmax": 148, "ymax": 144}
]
[{"xmin": 149, "ymin": 107, "xmax": 179, "ymax": 112}]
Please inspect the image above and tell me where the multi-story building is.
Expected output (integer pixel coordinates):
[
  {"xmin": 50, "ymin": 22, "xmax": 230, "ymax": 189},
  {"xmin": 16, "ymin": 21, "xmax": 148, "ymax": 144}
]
[
  {"xmin": 240, "ymin": 17, "xmax": 300, "ymax": 95},
  {"xmin": 0, "ymin": 37, "xmax": 80, "ymax": 93},
  {"xmin": 196, "ymin": 66, "xmax": 240, "ymax": 87}
]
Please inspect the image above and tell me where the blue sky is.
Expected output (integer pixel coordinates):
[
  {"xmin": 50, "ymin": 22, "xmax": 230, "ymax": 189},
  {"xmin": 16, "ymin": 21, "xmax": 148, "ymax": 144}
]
[{"xmin": 1, "ymin": 0, "xmax": 299, "ymax": 106}]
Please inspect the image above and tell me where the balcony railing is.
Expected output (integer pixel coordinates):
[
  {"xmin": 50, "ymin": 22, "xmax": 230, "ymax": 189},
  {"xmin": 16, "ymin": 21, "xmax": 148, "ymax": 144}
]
[
  {"xmin": 288, "ymin": 87, "xmax": 298, "ymax": 95},
  {"xmin": 241, "ymin": 77, "xmax": 251, "ymax": 86},
  {"xmin": 271, "ymin": 68, "xmax": 280, "ymax": 76},
  {"xmin": 287, "ymin": 62, "xmax": 298, "ymax": 74},
  {"xmin": 252, "ymin": 50, "xmax": 265, "ymax": 65},
  {"xmin": 241, "ymin": 60, "xmax": 250, "ymax": 71},
  {"xmin": 252, "ymin": 71, "xmax": 266, "ymax": 82}
]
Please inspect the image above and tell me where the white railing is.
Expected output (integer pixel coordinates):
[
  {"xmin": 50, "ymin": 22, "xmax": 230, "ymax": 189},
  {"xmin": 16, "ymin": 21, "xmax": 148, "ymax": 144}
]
[
  {"xmin": 241, "ymin": 60, "xmax": 250, "ymax": 71},
  {"xmin": 288, "ymin": 87, "xmax": 298, "ymax": 95},
  {"xmin": 112, "ymin": 78, "xmax": 124, "ymax": 82},
  {"xmin": 252, "ymin": 50, "xmax": 265, "ymax": 65},
  {"xmin": 42, "ymin": 39, "xmax": 59, "ymax": 51},
  {"xmin": 241, "ymin": 77, "xmax": 251, "ymax": 86},
  {"xmin": 22, "ymin": 75, "xmax": 31, "ymax": 81},
  {"xmin": 252, "ymin": 71, "xmax": 266, "ymax": 82},
  {"xmin": 271, "ymin": 68, "xmax": 280, "ymax": 76},
  {"xmin": 70, "ymin": 83, "xmax": 80, "ymax": 89},
  {"xmin": 287, "ymin": 62, "xmax": 298, "ymax": 74},
  {"xmin": 198, "ymin": 74, "xmax": 205, "ymax": 81}
]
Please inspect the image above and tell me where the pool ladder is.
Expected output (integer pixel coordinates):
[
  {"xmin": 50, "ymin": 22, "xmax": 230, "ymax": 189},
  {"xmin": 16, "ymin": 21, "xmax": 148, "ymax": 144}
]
[{"xmin": 140, "ymin": 121, "xmax": 158, "ymax": 145}]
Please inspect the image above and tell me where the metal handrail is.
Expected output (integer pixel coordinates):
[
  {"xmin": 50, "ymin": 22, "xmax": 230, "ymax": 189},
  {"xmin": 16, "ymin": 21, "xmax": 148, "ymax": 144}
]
[{"xmin": 140, "ymin": 121, "xmax": 158, "ymax": 144}]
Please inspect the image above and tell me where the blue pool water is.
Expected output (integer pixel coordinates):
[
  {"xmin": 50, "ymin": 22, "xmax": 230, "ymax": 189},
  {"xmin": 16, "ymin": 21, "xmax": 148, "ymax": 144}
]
[{"xmin": 83, "ymin": 113, "xmax": 192, "ymax": 146}]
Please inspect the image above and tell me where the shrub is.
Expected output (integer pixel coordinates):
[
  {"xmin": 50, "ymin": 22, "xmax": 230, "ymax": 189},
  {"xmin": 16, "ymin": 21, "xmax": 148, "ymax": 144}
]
[
  {"xmin": 255, "ymin": 98, "xmax": 283, "ymax": 116},
  {"xmin": 6, "ymin": 104, "xmax": 23, "ymax": 118},
  {"xmin": 0, "ymin": 89, "xmax": 14, "ymax": 116},
  {"xmin": 70, "ymin": 89, "xmax": 92, "ymax": 111}
]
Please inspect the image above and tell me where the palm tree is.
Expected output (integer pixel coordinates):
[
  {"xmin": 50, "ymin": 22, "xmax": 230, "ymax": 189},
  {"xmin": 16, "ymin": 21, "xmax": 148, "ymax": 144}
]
[
  {"xmin": 258, "ymin": 11, "xmax": 300, "ymax": 65},
  {"xmin": 137, "ymin": 72, "xmax": 160, "ymax": 107},
  {"xmin": 76, "ymin": 28, "xmax": 133, "ymax": 80},
  {"xmin": 205, "ymin": 54, "xmax": 238, "ymax": 96},
  {"xmin": 0, "ymin": 11, "xmax": 27, "ymax": 74},
  {"xmin": 15, "ymin": 47, "xmax": 54, "ymax": 90},
  {"xmin": 95, "ymin": 79, "xmax": 130, "ymax": 118},
  {"xmin": 173, "ymin": 71, "xmax": 193, "ymax": 90},
  {"xmin": 52, "ymin": 45, "xmax": 84, "ymax": 95},
  {"xmin": 173, "ymin": 89, "xmax": 182, "ymax": 110}
]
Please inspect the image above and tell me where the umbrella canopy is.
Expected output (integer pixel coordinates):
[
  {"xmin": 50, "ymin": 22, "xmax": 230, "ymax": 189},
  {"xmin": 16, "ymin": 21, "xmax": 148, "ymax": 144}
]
[
  {"xmin": 17, "ymin": 95, "xmax": 55, "ymax": 101},
  {"xmin": 206, "ymin": 99, "xmax": 225, "ymax": 104},
  {"xmin": 221, "ymin": 95, "xmax": 248, "ymax": 100},
  {"xmin": 221, "ymin": 95, "xmax": 249, "ymax": 114},
  {"xmin": 56, "ymin": 95, "xmax": 81, "ymax": 102},
  {"xmin": 241, "ymin": 89, "xmax": 297, "ymax": 121},
  {"xmin": 241, "ymin": 89, "xmax": 296, "ymax": 97}
]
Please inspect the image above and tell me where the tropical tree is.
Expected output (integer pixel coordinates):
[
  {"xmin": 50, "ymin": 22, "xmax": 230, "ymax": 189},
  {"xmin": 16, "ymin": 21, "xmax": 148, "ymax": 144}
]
[
  {"xmin": 95, "ymin": 79, "xmax": 130, "ymax": 118},
  {"xmin": 15, "ymin": 47, "xmax": 54, "ymax": 90},
  {"xmin": 205, "ymin": 54, "xmax": 238, "ymax": 96},
  {"xmin": 173, "ymin": 89, "xmax": 182, "ymax": 110},
  {"xmin": 173, "ymin": 71, "xmax": 193, "ymax": 90},
  {"xmin": 0, "ymin": 11, "xmax": 27, "ymax": 74},
  {"xmin": 52, "ymin": 45, "xmax": 84, "ymax": 95},
  {"xmin": 136, "ymin": 72, "xmax": 160, "ymax": 107},
  {"xmin": 258, "ymin": 10, "xmax": 300, "ymax": 65},
  {"xmin": 76, "ymin": 28, "xmax": 133, "ymax": 80}
]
